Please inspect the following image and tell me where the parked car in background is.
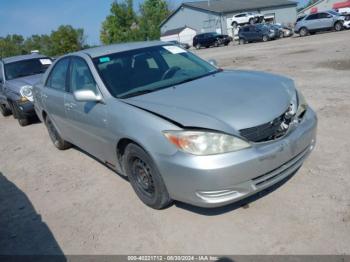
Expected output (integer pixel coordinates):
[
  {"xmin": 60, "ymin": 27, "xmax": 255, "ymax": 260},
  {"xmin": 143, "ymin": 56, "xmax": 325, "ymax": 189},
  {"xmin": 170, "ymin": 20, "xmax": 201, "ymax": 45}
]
[
  {"xmin": 231, "ymin": 12, "xmax": 264, "ymax": 27},
  {"xmin": 193, "ymin": 32, "xmax": 232, "ymax": 49},
  {"xmin": 0, "ymin": 53, "xmax": 52, "ymax": 126},
  {"xmin": 294, "ymin": 11, "xmax": 345, "ymax": 36},
  {"xmin": 168, "ymin": 40, "xmax": 190, "ymax": 49},
  {"xmin": 33, "ymin": 42, "xmax": 317, "ymax": 209},
  {"xmin": 270, "ymin": 24, "xmax": 294, "ymax": 38},
  {"xmin": 238, "ymin": 24, "xmax": 277, "ymax": 44},
  {"xmin": 343, "ymin": 15, "xmax": 350, "ymax": 29}
]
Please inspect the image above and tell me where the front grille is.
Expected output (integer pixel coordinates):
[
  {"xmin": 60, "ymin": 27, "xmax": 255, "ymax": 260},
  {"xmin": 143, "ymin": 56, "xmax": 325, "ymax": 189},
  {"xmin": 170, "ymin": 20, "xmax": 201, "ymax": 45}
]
[{"xmin": 240, "ymin": 111, "xmax": 289, "ymax": 143}]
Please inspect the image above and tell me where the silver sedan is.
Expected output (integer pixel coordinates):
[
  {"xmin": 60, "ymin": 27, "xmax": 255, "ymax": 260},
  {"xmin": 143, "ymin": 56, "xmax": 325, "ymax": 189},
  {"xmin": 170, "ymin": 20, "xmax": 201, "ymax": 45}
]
[{"xmin": 33, "ymin": 42, "xmax": 317, "ymax": 209}]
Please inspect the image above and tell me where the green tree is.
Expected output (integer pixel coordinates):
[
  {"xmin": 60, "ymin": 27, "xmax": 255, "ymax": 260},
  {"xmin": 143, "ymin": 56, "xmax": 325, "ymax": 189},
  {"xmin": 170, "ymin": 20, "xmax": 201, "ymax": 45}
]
[
  {"xmin": 100, "ymin": 0, "xmax": 140, "ymax": 44},
  {"xmin": 138, "ymin": 0, "xmax": 170, "ymax": 40},
  {"xmin": 0, "ymin": 34, "xmax": 26, "ymax": 58},
  {"xmin": 23, "ymin": 34, "xmax": 52, "ymax": 55},
  {"xmin": 48, "ymin": 25, "xmax": 85, "ymax": 56}
]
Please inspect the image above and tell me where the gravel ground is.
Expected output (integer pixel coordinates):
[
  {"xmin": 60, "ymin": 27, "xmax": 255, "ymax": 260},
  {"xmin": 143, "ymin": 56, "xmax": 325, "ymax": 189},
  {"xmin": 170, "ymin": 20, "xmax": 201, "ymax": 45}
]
[{"xmin": 1, "ymin": 30, "xmax": 350, "ymax": 255}]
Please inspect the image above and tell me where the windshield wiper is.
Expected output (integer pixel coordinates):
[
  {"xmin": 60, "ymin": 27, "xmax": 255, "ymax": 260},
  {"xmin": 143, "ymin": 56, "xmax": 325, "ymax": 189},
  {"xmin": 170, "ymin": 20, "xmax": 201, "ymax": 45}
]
[{"xmin": 119, "ymin": 89, "xmax": 156, "ymax": 99}]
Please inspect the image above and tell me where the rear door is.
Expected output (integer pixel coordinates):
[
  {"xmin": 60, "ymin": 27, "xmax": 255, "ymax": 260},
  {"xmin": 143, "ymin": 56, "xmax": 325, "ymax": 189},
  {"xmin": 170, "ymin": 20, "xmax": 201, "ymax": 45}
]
[
  {"xmin": 43, "ymin": 57, "xmax": 71, "ymax": 137},
  {"xmin": 63, "ymin": 56, "xmax": 109, "ymax": 160}
]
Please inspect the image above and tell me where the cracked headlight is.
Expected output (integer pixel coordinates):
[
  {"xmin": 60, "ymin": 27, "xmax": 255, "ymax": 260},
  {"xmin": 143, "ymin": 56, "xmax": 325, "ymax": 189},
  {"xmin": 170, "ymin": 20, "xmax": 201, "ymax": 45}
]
[
  {"xmin": 163, "ymin": 131, "xmax": 251, "ymax": 155},
  {"xmin": 290, "ymin": 89, "xmax": 308, "ymax": 118},
  {"xmin": 19, "ymin": 85, "xmax": 33, "ymax": 102}
]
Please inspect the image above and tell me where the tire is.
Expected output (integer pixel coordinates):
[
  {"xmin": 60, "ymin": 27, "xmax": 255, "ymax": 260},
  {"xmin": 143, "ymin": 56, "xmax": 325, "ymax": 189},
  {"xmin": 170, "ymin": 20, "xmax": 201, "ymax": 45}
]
[
  {"xmin": 9, "ymin": 101, "xmax": 30, "ymax": 126},
  {"xmin": 249, "ymin": 18, "xmax": 254, "ymax": 25},
  {"xmin": 195, "ymin": 43, "xmax": 201, "ymax": 50},
  {"xmin": 334, "ymin": 22, "xmax": 342, "ymax": 31},
  {"xmin": 45, "ymin": 116, "xmax": 72, "ymax": 150},
  {"xmin": 262, "ymin": 35, "xmax": 269, "ymax": 42},
  {"xmin": 299, "ymin": 27, "xmax": 308, "ymax": 37},
  {"xmin": 239, "ymin": 38, "xmax": 246, "ymax": 45},
  {"xmin": 214, "ymin": 41, "xmax": 219, "ymax": 47},
  {"xmin": 232, "ymin": 22, "xmax": 238, "ymax": 28},
  {"xmin": 123, "ymin": 143, "xmax": 172, "ymax": 209},
  {"xmin": 0, "ymin": 104, "xmax": 11, "ymax": 117},
  {"xmin": 279, "ymin": 31, "xmax": 284, "ymax": 38},
  {"xmin": 18, "ymin": 118, "xmax": 30, "ymax": 127}
]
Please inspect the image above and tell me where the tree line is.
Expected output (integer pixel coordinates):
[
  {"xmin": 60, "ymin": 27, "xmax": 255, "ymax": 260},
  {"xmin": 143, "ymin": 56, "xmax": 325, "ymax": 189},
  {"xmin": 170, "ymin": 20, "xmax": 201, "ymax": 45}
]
[{"xmin": 0, "ymin": 0, "xmax": 170, "ymax": 59}]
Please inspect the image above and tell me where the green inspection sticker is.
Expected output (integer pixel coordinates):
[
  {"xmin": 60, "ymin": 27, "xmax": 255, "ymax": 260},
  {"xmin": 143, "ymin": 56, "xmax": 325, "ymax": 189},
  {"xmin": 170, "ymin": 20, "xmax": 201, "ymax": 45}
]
[{"xmin": 99, "ymin": 57, "xmax": 110, "ymax": 63}]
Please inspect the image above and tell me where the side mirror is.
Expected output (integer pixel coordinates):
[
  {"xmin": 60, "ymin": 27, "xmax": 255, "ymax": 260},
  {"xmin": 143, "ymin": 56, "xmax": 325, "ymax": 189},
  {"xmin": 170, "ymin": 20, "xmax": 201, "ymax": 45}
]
[
  {"xmin": 208, "ymin": 59, "xmax": 218, "ymax": 67},
  {"xmin": 73, "ymin": 89, "xmax": 102, "ymax": 103}
]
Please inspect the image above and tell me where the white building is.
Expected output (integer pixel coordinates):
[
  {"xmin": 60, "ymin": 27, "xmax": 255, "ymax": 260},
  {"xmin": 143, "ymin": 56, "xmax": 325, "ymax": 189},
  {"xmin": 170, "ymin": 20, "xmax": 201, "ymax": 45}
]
[{"xmin": 160, "ymin": 27, "xmax": 197, "ymax": 46}]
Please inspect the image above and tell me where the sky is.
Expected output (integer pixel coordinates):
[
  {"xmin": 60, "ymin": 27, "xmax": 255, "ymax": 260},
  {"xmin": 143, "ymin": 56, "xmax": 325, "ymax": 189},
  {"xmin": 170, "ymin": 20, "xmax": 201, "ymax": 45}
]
[{"xmin": 0, "ymin": 0, "xmax": 307, "ymax": 45}]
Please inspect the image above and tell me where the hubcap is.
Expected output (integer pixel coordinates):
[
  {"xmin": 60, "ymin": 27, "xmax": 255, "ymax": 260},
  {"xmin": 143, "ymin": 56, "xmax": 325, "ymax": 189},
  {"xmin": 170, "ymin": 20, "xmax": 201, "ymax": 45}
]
[{"xmin": 132, "ymin": 158, "xmax": 155, "ymax": 197}]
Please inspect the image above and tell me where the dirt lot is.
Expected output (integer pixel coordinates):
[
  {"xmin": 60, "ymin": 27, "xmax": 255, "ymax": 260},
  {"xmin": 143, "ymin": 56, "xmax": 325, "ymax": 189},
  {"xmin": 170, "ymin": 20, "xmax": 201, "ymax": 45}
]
[{"xmin": 1, "ymin": 30, "xmax": 350, "ymax": 255}]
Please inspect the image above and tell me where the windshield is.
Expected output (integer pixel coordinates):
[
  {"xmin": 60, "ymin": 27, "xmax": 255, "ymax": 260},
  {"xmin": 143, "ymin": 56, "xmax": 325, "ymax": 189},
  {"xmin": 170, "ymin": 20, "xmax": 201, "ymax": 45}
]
[
  {"xmin": 328, "ymin": 10, "xmax": 340, "ymax": 16},
  {"xmin": 93, "ymin": 45, "xmax": 219, "ymax": 98},
  {"xmin": 4, "ymin": 58, "xmax": 52, "ymax": 80}
]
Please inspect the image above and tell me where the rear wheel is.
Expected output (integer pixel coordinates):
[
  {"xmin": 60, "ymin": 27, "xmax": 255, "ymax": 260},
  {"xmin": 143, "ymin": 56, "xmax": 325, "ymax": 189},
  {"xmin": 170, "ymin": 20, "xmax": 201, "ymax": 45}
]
[
  {"xmin": 299, "ymin": 27, "xmax": 308, "ymax": 37},
  {"xmin": 262, "ymin": 35, "xmax": 269, "ymax": 42},
  {"xmin": 334, "ymin": 22, "xmax": 343, "ymax": 31},
  {"xmin": 249, "ymin": 18, "xmax": 254, "ymax": 25},
  {"xmin": 45, "ymin": 116, "xmax": 72, "ymax": 150},
  {"xmin": 279, "ymin": 31, "xmax": 284, "ymax": 38},
  {"xmin": 0, "ymin": 104, "xmax": 11, "ymax": 117},
  {"xmin": 195, "ymin": 43, "xmax": 201, "ymax": 50},
  {"xmin": 232, "ymin": 22, "xmax": 238, "ymax": 28},
  {"xmin": 239, "ymin": 38, "xmax": 246, "ymax": 45},
  {"xmin": 123, "ymin": 143, "xmax": 172, "ymax": 209}
]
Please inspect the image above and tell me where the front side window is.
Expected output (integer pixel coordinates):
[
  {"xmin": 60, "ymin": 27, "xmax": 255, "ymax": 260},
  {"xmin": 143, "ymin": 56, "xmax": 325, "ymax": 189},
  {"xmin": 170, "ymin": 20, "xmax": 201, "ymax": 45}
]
[
  {"xmin": 46, "ymin": 58, "xmax": 69, "ymax": 92},
  {"xmin": 0, "ymin": 63, "xmax": 3, "ymax": 83},
  {"xmin": 69, "ymin": 57, "xmax": 96, "ymax": 93},
  {"xmin": 93, "ymin": 45, "xmax": 218, "ymax": 98},
  {"xmin": 319, "ymin": 12, "xmax": 332, "ymax": 18},
  {"xmin": 4, "ymin": 57, "xmax": 52, "ymax": 80}
]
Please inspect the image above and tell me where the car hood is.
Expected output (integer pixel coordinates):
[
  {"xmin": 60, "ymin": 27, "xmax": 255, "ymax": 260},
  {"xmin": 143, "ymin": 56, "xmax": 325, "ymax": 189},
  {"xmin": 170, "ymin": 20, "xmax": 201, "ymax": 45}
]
[
  {"xmin": 6, "ymin": 74, "xmax": 43, "ymax": 92},
  {"xmin": 125, "ymin": 70, "xmax": 296, "ymax": 134}
]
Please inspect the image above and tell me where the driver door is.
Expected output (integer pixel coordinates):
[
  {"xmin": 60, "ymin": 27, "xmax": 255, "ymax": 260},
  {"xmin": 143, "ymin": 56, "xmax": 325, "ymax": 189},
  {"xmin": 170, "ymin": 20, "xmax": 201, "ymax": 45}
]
[{"xmin": 63, "ymin": 56, "xmax": 109, "ymax": 160}]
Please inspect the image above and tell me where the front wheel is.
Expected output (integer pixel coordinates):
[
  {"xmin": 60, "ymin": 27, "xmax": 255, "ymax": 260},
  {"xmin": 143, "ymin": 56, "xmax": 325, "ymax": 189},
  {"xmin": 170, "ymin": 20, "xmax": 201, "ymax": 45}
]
[
  {"xmin": 45, "ymin": 116, "xmax": 72, "ymax": 150},
  {"xmin": 239, "ymin": 38, "xmax": 246, "ymax": 45},
  {"xmin": 195, "ymin": 43, "xmax": 201, "ymax": 50},
  {"xmin": 334, "ymin": 22, "xmax": 343, "ymax": 31},
  {"xmin": 262, "ymin": 35, "xmax": 269, "ymax": 42},
  {"xmin": 123, "ymin": 144, "xmax": 172, "ymax": 209},
  {"xmin": 0, "ymin": 104, "xmax": 11, "ymax": 117}
]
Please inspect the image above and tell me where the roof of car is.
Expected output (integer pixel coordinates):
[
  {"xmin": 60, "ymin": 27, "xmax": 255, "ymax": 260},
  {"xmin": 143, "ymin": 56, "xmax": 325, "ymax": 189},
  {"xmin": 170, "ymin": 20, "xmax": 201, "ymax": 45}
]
[
  {"xmin": 2, "ymin": 53, "xmax": 47, "ymax": 64},
  {"xmin": 78, "ymin": 41, "xmax": 167, "ymax": 58}
]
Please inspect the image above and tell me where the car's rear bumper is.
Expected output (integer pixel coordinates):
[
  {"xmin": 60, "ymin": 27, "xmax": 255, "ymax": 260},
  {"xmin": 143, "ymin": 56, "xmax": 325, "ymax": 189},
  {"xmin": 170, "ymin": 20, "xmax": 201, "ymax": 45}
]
[{"xmin": 155, "ymin": 108, "xmax": 317, "ymax": 208}]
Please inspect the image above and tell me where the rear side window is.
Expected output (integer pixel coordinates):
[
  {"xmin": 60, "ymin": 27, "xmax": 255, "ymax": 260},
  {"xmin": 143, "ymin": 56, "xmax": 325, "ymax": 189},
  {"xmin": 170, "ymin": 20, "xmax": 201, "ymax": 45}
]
[
  {"xmin": 306, "ymin": 14, "xmax": 319, "ymax": 20},
  {"xmin": 46, "ymin": 58, "xmax": 70, "ymax": 91},
  {"xmin": 69, "ymin": 57, "xmax": 96, "ymax": 93}
]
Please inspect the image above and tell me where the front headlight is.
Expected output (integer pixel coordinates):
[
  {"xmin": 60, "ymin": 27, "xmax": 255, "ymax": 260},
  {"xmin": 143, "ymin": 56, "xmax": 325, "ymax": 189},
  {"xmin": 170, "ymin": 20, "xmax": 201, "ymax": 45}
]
[
  {"xmin": 297, "ymin": 90, "xmax": 308, "ymax": 117},
  {"xmin": 290, "ymin": 89, "xmax": 308, "ymax": 118},
  {"xmin": 163, "ymin": 131, "xmax": 251, "ymax": 155},
  {"xmin": 20, "ymin": 85, "xmax": 33, "ymax": 102}
]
